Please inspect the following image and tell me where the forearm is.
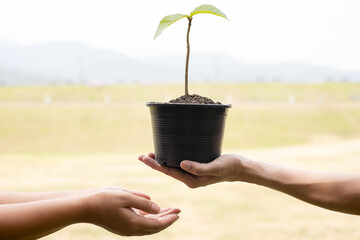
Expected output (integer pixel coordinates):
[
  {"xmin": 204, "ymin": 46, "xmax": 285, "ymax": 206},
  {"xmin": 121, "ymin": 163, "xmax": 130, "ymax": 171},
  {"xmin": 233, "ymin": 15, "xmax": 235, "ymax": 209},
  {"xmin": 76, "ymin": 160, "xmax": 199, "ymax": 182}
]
[
  {"xmin": 0, "ymin": 196, "xmax": 87, "ymax": 240},
  {"xmin": 0, "ymin": 189, "xmax": 95, "ymax": 204},
  {"xmin": 237, "ymin": 157, "xmax": 360, "ymax": 215}
]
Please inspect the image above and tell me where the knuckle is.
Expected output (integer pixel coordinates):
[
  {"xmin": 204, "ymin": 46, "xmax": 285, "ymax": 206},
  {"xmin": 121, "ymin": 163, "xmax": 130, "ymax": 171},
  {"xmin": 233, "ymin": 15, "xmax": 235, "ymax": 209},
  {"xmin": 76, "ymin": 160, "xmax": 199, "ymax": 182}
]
[
  {"xmin": 188, "ymin": 164, "xmax": 200, "ymax": 174},
  {"xmin": 95, "ymin": 189, "xmax": 109, "ymax": 199}
]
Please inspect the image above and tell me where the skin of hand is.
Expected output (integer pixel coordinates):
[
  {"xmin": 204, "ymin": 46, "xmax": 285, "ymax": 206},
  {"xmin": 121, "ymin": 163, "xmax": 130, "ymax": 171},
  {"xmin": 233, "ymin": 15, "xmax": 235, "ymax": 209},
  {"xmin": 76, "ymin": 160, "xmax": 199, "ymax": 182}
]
[
  {"xmin": 0, "ymin": 187, "xmax": 180, "ymax": 240},
  {"xmin": 138, "ymin": 153, "xmax": 249, "ymax": 188},
  {"xmin": 85, "ymin": 188, "xmax": 181, "ymax": 236},
  {"xmin": 139, "ymin": 152, "xmax": 360, "ymax": 215}
]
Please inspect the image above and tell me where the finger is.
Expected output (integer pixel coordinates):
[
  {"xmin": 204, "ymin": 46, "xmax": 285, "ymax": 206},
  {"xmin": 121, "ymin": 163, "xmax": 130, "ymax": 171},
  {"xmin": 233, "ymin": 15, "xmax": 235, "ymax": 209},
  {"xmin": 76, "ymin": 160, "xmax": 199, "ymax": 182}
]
[
  {"xmin": 180, "ymin": 160, "xmax": 220, "ymax": 176},
  {"xmin": 125, "ymin": 193, "xmax": 160, "ymax": 214},
  {"xmin": 159, "ymin": 207, "xmax": 181, "ymax": 214},
  {"xmin": 138, "ymin": 155, "xmax": 174, "ymax": 176},
  {"xmin": 141, "ymin": 207, "xmax": 181, "ymax": 217},
  {"xmin": 153, "ymin": 214, "xmax": 179, "ymax": 231},
  {"xmin": 148, "ymin": 152, "xmax": 155, "ymax": 159},
  {"xmin": 139, "ymin": 155, "xmax": 209, "ymax": 188},
  {"xmin": 143, "ymin": 208, "xmax": 181, "ymax": 218},
  {"xmin": 156, "ymin": 208, "xmax": 181, "ymax": 217},
  {"xmin": 139, "ymin": 155, "xmax": 160, "ymax": 169},
  {"xmin": 122, "ymin": 189, "xmax": 151, "ymax": 200},
  {"xmin": 142, "ymin": 207, "xmax": 172, "ymax": 216},
  {"xmin": 136, "ymin": 214, "xmax": 180, "ymax": 234},
  {"xmin": 139, "ymin": 156, "xmax": 192, "ymax": 181},
  {"xmin": 132, "ymin": 208, "xmax": 146, "ymax": 216}
]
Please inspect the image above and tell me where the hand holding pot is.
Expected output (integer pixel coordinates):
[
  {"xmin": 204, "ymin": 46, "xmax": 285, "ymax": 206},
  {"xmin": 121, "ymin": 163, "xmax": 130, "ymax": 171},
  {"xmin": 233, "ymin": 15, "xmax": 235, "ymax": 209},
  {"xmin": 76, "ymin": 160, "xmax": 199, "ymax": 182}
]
[
  {"xmin": 140, "ymin": 153, "xmax": 360, "ymax": 216},
  {"xmin": 139, "ymin": 153, "xmax": 250, "ymax": 188}
]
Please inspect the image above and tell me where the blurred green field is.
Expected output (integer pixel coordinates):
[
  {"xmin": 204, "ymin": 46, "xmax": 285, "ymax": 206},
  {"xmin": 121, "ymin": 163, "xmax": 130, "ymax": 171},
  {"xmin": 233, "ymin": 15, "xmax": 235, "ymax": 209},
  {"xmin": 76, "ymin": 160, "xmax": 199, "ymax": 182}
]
[
  {"xmin": 1, "ymin": 83, "xmax": 360, "ymax": 103},
  {"xmin": 0, "ymin": 83, "xmax": 360, "ymax": 153},
  {"xmin": 1, "ymin": 83, "xmax": 360, "ymax": 239}
]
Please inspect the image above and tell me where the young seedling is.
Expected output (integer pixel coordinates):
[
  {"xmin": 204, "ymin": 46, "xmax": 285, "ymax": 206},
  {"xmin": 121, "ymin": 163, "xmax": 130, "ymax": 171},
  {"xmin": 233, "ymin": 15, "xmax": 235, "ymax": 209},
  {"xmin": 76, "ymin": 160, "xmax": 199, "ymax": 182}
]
[{"xmin": 154, "ymin": 4, "xmax": 228, "ymax": 96}]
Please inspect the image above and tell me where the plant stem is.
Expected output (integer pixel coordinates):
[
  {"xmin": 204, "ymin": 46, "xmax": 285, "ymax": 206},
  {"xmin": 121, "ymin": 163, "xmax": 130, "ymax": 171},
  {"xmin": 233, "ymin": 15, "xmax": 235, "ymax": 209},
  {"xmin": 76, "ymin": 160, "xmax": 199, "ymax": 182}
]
[{"xmin": 185, "ymin": 17, "xmax": 192, "ymax": 96}]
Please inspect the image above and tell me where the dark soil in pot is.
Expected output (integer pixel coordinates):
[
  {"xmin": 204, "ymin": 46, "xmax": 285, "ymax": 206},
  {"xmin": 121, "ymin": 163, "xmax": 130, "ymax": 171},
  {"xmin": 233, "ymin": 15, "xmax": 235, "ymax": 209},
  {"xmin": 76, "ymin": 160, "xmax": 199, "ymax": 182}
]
[{"xmin": 169, "ymin": 94, "xmax": 222, "ymax": 104}]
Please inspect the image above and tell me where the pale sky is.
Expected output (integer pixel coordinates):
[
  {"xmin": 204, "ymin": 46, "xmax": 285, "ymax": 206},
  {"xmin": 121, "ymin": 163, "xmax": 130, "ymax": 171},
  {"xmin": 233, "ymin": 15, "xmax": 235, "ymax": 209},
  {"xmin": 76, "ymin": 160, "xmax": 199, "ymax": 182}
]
[{"xmin": 0, "ymin": 0, "xmax": 360, "ymax": 71}]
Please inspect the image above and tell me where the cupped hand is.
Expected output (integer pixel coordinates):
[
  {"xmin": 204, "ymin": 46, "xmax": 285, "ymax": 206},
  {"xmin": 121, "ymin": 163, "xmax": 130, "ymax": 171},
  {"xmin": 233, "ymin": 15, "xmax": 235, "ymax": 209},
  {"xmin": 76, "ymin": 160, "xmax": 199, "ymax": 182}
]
[
  {"xmin": 138, "ymin": 153, "xmax": 245, "ymax": 188},
  {"xmin": 86, "ymin": 188, "xmax": 180, "ymax": 236}
]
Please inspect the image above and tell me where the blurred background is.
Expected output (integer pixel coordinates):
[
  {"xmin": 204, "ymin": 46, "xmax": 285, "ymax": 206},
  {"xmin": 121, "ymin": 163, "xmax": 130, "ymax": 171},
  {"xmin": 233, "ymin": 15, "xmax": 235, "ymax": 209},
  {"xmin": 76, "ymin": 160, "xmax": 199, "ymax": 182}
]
[{"xmin": 1, "ymin": 0, "xmax": 360, "ymax": 239}]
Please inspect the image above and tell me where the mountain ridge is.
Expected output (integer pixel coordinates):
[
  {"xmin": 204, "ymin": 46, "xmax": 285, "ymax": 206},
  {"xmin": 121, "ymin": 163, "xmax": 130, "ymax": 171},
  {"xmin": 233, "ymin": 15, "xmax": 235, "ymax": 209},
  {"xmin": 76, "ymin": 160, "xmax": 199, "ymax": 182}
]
[{"xmin": 0, "ymin": 41, "xmax": 359, "ymax": 85}]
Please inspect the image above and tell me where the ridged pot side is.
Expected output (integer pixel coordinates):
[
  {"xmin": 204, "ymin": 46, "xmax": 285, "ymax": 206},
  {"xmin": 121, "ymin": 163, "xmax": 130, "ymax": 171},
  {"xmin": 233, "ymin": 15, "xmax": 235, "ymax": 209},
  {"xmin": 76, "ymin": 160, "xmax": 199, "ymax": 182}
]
[{"xmin": 147, "ymin": 103, "xmax": 231, "ymax": 167}]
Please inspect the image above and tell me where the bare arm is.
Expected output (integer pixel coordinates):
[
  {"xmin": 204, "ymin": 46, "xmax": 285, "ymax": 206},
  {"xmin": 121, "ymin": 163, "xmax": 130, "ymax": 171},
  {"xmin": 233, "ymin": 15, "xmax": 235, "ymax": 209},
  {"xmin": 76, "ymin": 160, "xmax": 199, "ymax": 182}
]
[
  {"xmin": 0, "ymin": 190, "xmax": 89, "ymax": 204},
  {"xmin": 0, "ymin": 188, "xmax": 180, "ymax": 240},
  {"xmin": 139, "ymin": 153, "xmax": 360, "ymax": 215},
  {"xmin": 0, "ymin": 186, "xmax": 140, "ymax": 204},
  {"xmin": 236, "ymin": 157, "xmax": 360, "ymax": 215},
  {"xmin": 0, "ymin": 196, "xmax": 85, "ymax": 240}
]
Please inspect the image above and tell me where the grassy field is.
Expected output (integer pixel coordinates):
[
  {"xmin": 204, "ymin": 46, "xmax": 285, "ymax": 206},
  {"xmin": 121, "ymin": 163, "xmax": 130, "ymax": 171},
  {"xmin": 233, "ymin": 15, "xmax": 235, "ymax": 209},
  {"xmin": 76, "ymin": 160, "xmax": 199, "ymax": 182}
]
[
  {"xmin": 1, "ymin": 83, "xmax": 360, "ymax": 239},
  {"xmin": 1, "ymin": 83, "xmax": 360, "ymax": 103},
  {"xmin": 0, "ymin": 83, "xmax": 360, "ymax": 153}
]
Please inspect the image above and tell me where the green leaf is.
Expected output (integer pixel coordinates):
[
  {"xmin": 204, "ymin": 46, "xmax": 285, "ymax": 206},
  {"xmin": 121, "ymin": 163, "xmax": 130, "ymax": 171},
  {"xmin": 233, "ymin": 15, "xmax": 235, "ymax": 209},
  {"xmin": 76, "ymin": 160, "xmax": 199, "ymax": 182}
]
[
  {"xmin": 189, "ymin": 4, "xmax": 228, "ymax": 19},
  {"xmin": 154, "ymin": 14, "xmax": 189, "ymax": 39}
]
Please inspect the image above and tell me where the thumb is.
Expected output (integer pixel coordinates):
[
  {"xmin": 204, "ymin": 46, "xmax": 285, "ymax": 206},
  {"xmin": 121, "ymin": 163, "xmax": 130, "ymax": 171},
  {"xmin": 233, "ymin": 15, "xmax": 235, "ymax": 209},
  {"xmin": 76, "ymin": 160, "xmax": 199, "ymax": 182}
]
[
  {"xmin": 125, "ymin": 193, "xmax": 160, "ymax": 214},
  {"xmin": 180, "ymin": 160, "xmax": 219, "ymax": 176}
]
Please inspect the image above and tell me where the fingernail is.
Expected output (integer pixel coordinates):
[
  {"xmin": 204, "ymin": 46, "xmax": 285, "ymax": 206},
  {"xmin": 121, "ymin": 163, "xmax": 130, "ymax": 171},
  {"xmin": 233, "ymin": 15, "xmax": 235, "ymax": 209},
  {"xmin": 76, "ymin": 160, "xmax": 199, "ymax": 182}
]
[{"xmin": 151, "ymin": 203, "xmax": 160, "ymax": 213}]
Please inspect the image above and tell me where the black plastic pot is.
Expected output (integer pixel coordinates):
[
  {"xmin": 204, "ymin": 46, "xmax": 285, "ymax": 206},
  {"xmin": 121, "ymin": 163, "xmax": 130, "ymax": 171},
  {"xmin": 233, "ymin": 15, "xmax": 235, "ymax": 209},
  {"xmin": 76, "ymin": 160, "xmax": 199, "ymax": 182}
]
[{"xmin": 147, "ymin": 103, "xmax": 231, "ymax": 167}]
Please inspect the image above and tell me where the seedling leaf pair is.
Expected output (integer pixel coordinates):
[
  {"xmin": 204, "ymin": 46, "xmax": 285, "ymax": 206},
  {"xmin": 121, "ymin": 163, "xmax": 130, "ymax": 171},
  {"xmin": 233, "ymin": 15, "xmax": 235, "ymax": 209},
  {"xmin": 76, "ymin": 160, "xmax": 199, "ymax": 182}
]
[
  {"xmin": 154, "ymin": 4, "xmax": 228, "ymax": 39},
  {"xmin": 153, "ymin": 4, "xmax": 228, "ymax": 95}
]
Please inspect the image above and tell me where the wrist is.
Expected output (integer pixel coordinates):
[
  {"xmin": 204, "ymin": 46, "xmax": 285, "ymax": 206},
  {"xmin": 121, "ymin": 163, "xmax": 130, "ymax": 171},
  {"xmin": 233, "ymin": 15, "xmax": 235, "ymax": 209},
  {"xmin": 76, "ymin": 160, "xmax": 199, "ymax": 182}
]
[
  {"xmin": 79, "ymin": 190, "xmax": 110, "ymax": 225},
  {"xmin": 70, "ymin": 187, "xmax": 113, "ymax": 223},
  {"xmin": 232, "ymin": 155, "xmax": 269, "ymax": 184},
  {"xmin": 71, "ymin": 193, "xmax": 97, "ymax": 224}
]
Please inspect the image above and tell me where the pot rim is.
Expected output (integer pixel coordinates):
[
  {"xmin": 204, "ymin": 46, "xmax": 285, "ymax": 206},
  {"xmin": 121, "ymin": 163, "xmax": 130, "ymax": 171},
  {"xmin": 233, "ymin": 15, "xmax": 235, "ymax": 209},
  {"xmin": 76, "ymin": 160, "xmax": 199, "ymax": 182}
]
[{"xmin": 146, "ymin": 102, "xmax": 232, "ymax": 108}]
